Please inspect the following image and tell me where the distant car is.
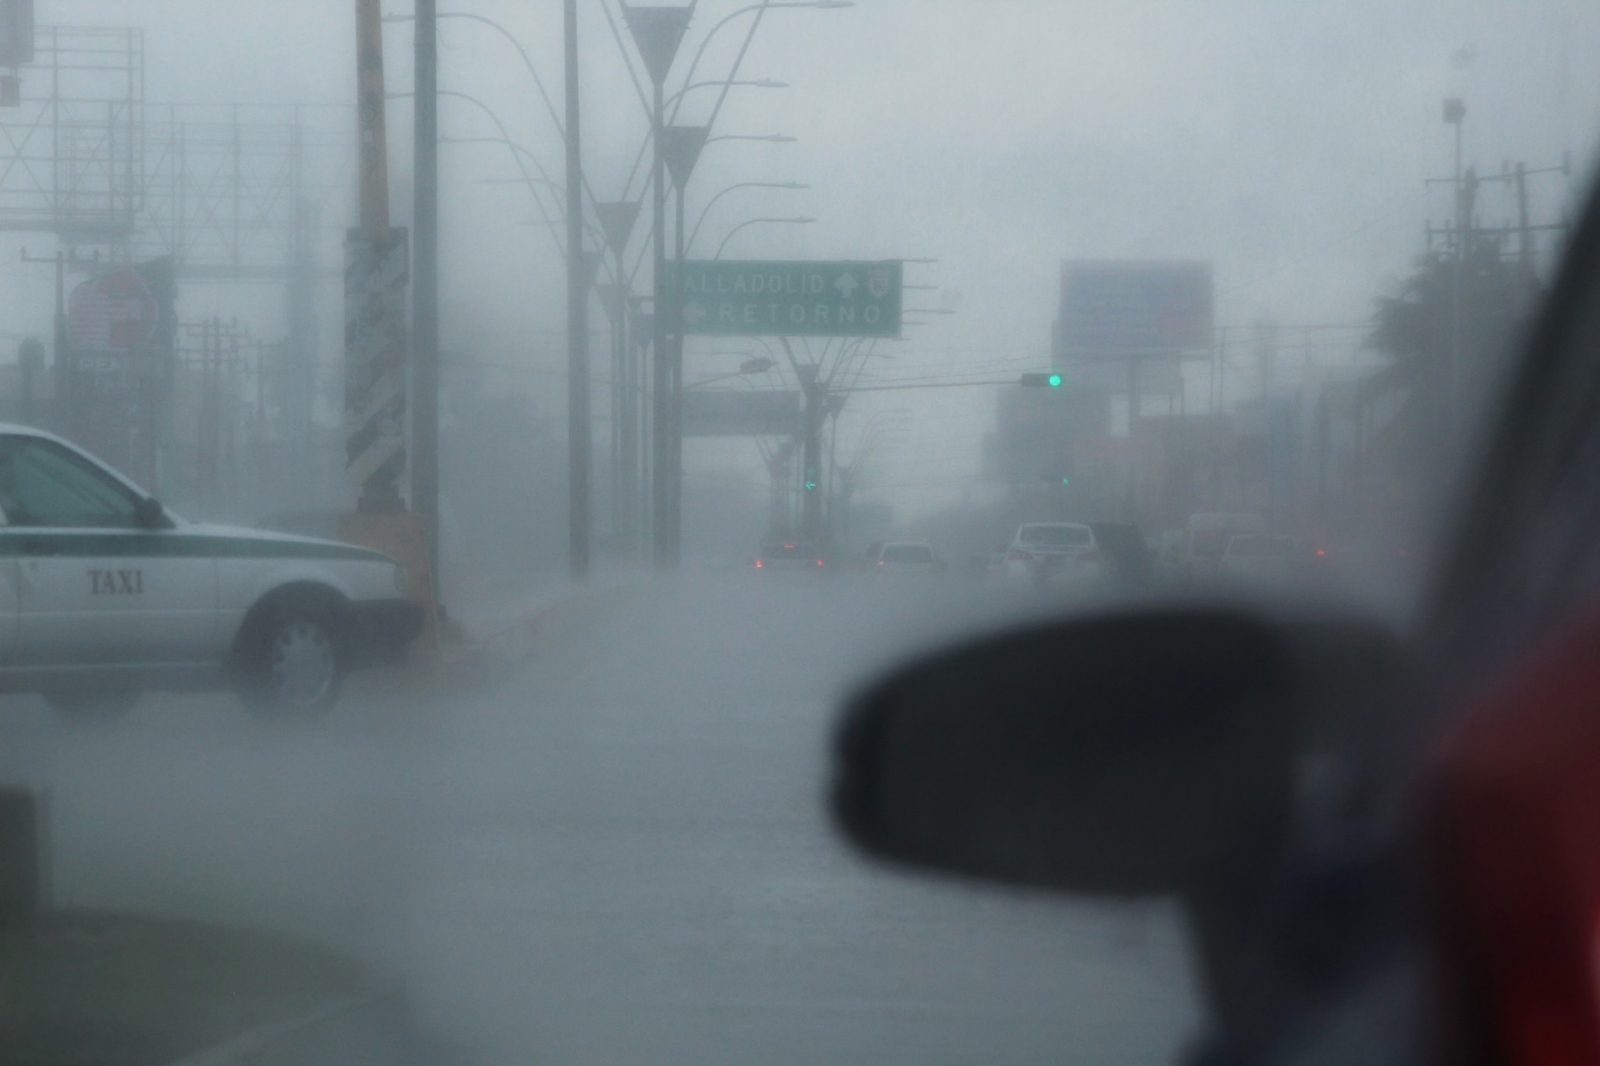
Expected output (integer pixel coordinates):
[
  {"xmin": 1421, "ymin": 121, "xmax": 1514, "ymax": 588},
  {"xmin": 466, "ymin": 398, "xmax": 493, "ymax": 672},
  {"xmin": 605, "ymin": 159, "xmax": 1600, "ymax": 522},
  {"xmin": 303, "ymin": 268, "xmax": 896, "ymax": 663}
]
[
  {"xmin": 755, "ymin": 541, "xmax": 827, "ymax": 573},
  {"xmin": 873, "ymin": 542, "xmax": 942, "ymax": 577},
  {"xmin": 1087, "ymin": 522, "xmax": 1152, "ymax": 585},
  {"xmin": 861, "ymin": 540, "xmax": 886, "ymax": 571},
  {"xmin": 1219, "ymin": 533, "xmax": 1301, "ymax": 582},
  {"xmin": 1185, "ymin": 511, "xmax": 1267, "ymax": 581},
  {"xmin": 1002, "ymin": 522, "xmax": 1106, "ymax": 584}
]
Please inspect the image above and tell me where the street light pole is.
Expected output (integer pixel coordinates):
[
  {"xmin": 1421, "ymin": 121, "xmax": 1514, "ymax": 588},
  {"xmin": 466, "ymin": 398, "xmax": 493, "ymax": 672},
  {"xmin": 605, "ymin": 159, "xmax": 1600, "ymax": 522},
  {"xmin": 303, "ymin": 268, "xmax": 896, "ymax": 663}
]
[
  {"xmin": 651, "ymin": 74, "xmax": 671, "ymax": 570},
  {"xmin": 1444, "ymin": 97, "xmax": 1466, "ymax": 463},
  {"xmin": 671, "ymin": 176, "xmax": 688, "ymax": 564},
  {"xmin": 622, "ymin": 3, "xmax": 694, "ymax": 569},
  {"xmin": 413, "ymin": 0, "xmax": 441, "ymax": 602},
  {"xmin": 565, "ymin": 0, "xmax": 591, "ymax": 579}
]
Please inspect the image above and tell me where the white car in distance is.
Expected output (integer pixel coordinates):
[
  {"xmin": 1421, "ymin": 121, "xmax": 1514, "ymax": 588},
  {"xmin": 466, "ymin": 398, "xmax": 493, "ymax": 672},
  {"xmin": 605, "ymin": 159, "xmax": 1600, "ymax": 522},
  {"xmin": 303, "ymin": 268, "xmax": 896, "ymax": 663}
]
[
  {"xmin": 873, "ymin": 542, "xmax": 942, "ymax": 576},
  {"xmin": 0, "ymin": 425, "xmax": 423, "ymax": 718},
  {"xmin": 1219, "ymin": 533, "xmax": 1301, "ymax": 583},
  {"xmin": 1002, "ymin": 522, "xmax": 1106, "ymax": 584}
]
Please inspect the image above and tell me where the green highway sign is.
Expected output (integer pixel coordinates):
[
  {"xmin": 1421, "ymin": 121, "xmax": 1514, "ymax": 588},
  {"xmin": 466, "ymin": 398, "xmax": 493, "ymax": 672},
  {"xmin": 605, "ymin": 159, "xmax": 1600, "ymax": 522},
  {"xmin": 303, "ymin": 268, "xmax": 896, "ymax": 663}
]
[{"xmin": 671, "ymin": 260, "xmax": 903, "ymax": 338}]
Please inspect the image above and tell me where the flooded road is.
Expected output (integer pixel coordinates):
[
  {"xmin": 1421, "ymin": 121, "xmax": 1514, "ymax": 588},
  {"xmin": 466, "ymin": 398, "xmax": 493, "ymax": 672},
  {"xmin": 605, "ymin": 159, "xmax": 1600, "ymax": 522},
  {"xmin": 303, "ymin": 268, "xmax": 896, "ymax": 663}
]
[{"xmin": 0, "ymin": 576, "xmax": 1199, "ymax": 1064}]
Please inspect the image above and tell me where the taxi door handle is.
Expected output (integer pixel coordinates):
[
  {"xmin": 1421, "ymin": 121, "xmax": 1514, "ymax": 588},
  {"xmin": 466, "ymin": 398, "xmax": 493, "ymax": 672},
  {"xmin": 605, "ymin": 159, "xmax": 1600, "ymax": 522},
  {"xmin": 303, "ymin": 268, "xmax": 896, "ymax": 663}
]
[{"xmin": 20, "ymin": 539, "xmax": 57, "ymax": 556}]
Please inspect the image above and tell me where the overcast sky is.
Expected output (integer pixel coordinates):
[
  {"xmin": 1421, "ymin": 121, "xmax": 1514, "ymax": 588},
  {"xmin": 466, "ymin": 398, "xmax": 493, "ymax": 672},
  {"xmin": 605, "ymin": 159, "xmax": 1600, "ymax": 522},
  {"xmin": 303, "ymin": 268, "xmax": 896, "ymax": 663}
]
[{"xmin": 10, "ymin": 0, "xmax": 1600, "ymax": 524}]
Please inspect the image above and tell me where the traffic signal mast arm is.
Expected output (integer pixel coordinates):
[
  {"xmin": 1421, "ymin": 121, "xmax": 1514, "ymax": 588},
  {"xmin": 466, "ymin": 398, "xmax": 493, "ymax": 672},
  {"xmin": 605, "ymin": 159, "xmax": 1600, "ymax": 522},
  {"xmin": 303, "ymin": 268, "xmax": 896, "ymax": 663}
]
[{"xmin": 825, "ymin": 373, "xmax": 1063, "ymax": 393}]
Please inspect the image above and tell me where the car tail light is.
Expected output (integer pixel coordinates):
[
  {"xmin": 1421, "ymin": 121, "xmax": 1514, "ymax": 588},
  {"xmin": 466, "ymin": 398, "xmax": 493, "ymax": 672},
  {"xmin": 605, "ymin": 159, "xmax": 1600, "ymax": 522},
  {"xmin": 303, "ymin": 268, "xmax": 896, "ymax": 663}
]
[
  {"xmin": 1007, "ymin": 549, "xmax": 1032, "ymax": 562},
  {"xmin": 1078, "ymin": 550, "xmax": 1103, "ymax": 565},
  {"xmin": 755, "ymin": 559, "xmax": 764, "ymax": 568},
  {"xmin": 877, "ymin": 559, "xmax": 885, "ymax": 567},
  {"xmin": 816, "ymin": 559, "xmax": 825, "ymax": 567}
]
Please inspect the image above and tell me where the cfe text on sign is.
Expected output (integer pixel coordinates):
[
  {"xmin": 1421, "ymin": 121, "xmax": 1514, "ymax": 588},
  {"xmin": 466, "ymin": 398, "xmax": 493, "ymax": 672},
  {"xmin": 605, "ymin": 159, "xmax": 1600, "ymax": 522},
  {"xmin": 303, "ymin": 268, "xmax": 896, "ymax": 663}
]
[{"xmin": 671, "ymin": 260, "xmax": 903, "ymax": 338}]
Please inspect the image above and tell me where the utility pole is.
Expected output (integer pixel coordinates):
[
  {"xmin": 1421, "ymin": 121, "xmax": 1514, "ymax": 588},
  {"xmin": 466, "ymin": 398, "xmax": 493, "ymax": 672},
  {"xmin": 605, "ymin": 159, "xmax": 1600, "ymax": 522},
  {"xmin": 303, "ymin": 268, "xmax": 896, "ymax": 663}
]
[
  {"xmin": 21, "ymin": 245, "xmax": 88, "ymax": 436},
  {"xmin": 623, "ymin": 4, "xmax": 692, "ymax": 571},
  {"xmin": 798, "ymin": 362, "xmax": 824, "ymax": 539},
  {"xmin": 650, "ymin": 76, "xmax": 669, "ymax": 569},
  {"xmin": 1515, "ymin": 161, "xmax": 1533, "ymax": 274},
  {"xmin": 51, "ymin": 249, "xmax": 64, "ymax": 432},
  {"xmin": 661, "ymin": 126, "xmax": 706, "ymax": 563},
  {"xmin": 1217, "ymin": 326, "xmax": 1228, "ymax": 415},
  {"xmin": 18, "ymin": 339, "xmax": 41, "ymax": 426},
  {"xmin": 414, "ymin": 0, "xmax": 441, "ymax": 598},
  {"xmin": 767, "ymin": 440, "xmax": 795, "ymax": 534},
  {"xmin": 671, "ymin": 179, "xmax": 686, "ymax": 563},
  {"xmin": 356, "ymin": 0, "xmax": 390, "ymax": 244},
  {"xmin": 1444, "ymin": 98, "xmax": 1467, "ymax": 461},
  {"xmin": 565, "ymin": 0, "xmax": 591, "ymax": 580}
]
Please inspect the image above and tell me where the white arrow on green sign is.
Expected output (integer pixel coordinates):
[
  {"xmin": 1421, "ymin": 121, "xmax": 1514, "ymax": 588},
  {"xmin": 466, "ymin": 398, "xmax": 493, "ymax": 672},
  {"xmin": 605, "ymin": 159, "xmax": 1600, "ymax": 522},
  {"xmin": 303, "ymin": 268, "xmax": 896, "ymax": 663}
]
[{"xmin": 671, "ymin": 260, "xmax": 903, "ymax": 338}]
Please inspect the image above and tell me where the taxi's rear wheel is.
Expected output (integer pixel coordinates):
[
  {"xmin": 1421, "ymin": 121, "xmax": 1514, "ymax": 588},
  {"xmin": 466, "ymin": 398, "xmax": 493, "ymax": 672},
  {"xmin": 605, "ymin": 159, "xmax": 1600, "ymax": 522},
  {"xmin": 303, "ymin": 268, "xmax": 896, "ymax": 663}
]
[
  {"xmin": 237, "ymin": 600, "xmax": 344, "ymax": 718},
  {"xmin": 45, "ymin": 688, "xmax": 138, "ymax": 720}
]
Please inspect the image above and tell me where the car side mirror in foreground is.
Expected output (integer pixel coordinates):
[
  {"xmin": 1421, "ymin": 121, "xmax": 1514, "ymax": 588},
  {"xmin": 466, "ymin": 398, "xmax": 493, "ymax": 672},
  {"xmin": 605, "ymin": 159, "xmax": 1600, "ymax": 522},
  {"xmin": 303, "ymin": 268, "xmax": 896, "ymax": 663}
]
[
  {"xmin": 135, "ymin": 496, "xmax": 169, "ymax": 529},
  {"xmin": 831, "ymin": 605, "xmax": 1406, "ymax": 1055},
  {"xmin": 831, "ymin": 606, "xmax": 1402, "ymax": 895}
]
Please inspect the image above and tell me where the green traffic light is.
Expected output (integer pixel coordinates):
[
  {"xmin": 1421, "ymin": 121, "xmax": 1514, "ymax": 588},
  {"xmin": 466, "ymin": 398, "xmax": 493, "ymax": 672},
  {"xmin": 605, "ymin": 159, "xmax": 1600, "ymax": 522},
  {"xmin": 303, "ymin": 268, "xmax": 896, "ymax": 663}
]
[
  {"xmin": 1047, "ymin": 373, "xmax": 1062, "ymax": 387},
  {"xmin": 805, "ymin": 480, "xmax": 818, "ymax": 491},
  {"xmin": 1060, "ymin": 477, "xmax": 1070, "ymax": 485}
]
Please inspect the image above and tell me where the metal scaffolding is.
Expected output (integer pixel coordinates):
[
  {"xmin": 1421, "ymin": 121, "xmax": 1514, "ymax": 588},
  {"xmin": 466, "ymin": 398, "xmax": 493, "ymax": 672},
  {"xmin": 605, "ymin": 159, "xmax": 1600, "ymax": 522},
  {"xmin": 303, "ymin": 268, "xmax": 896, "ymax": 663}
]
[{"xmin": 0, "ymin": 25, "xmax": 143, "ymax": 242}]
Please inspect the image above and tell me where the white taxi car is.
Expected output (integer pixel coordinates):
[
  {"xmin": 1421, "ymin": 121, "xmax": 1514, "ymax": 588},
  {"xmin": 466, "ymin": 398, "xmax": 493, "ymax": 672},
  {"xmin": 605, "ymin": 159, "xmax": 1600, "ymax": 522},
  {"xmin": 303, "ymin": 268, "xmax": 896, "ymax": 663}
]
[{"xmin": 0, "ymin": 424, "xmax": 423, "ymax": 718}]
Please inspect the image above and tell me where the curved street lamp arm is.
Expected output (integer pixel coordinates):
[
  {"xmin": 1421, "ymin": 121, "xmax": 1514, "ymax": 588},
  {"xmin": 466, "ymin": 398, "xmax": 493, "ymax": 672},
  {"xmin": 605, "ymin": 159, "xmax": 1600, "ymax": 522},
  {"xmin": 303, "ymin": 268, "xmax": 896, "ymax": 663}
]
[
  {"xmin": 446, "ymin": 131, "xmax": 612, "ymax": 258},
  {"xmin": 707, "ymin": 2, "xmax": 771, "ymax": 132},
  {"xmin": 713, "ymin": 217, "xmax": 810, "ymax": 259},
  {"xmin": 438, "ymin": 13, "xmax": 565, "ymax": 143},
  {"xmin": 441, "ymin": 13, "xmax": 611, "ymax": 212},
  {"xmin": 429, "ymin": 91, "xmax": 580, "ymax": 264},
  {"xmin": 687, "ymin": 182, "xmax": 805, "ymax": 255},
  {"xmin": 671, "ymin": 3, "xmax": 770, "ymax": 123}
]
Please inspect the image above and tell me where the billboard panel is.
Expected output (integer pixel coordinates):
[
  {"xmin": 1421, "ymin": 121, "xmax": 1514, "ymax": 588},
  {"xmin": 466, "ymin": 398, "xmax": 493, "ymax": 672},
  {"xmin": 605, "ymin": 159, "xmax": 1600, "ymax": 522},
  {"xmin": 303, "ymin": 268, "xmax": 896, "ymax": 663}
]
[
  {"xmin": 1058, "ymin": 261, "xmax": 1213, "ymax": 356},
  {"xmin": 0, "ymin": 1, "xmax": 34, "ymax": 68},
  {"xmin": 61, "ymin": 257, "xmax": 175, "ymax": 486},
  {"xmin": 681, "ymin": 390, "xmax": 802, "ymax": 437}
]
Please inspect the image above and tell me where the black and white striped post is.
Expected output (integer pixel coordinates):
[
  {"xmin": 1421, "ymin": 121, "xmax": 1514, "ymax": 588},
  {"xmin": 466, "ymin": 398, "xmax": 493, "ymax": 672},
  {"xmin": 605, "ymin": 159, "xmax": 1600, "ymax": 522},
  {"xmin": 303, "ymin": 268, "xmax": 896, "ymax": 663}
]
[{"xmin": 346, "ymin": 0, "xmax": 408, "ymax": 514}]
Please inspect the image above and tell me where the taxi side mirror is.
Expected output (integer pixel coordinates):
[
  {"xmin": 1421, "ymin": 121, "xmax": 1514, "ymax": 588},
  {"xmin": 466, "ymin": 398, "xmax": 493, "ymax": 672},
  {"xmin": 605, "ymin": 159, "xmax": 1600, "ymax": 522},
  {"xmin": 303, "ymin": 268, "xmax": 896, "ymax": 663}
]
[{"xmin": 135, "ymin": 496, "xmax": 169, "ymax": 529}]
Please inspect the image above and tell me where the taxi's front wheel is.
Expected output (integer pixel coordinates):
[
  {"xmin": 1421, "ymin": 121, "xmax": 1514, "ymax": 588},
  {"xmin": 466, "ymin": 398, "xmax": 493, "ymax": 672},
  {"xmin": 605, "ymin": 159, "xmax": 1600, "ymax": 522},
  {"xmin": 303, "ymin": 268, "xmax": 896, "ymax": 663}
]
[{"xmin": 236, "ymin": 602, "xmax": 344, "ymax": 718}]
